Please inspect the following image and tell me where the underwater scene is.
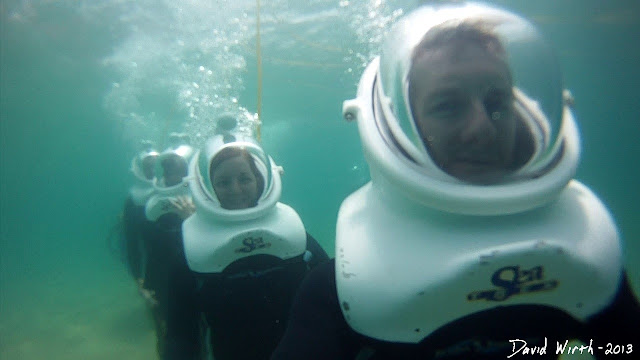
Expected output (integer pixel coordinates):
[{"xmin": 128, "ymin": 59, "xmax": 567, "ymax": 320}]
[{"xmin": 1, "ymin": 0, "xmax": 638, "ymax": 359}]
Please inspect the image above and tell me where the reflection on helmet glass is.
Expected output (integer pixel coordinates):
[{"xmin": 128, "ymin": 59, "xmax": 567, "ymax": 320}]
[{"xmin": 209, "ymin": 147, "xmax": 265, "ymax": 210}]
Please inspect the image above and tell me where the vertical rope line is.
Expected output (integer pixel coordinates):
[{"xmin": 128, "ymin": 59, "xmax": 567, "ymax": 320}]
[{"xmin": 256, "ymin": 0, "xmax": 263, "ymax": 142}]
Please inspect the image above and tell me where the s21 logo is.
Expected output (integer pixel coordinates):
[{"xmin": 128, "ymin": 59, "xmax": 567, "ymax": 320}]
[{"xmin": 467, "ymin": 265, "xmax": 558, "ymax": 302}]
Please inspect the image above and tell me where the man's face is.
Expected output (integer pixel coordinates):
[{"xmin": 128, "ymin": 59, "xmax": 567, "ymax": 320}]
[
  {"xmin": 141, "ymin": 155, "xmax": 157, "ymax": 180},
  {"xmin": 409, "ymin": 43, "xmax": 517, "ymax": 184},
  {"xmin": 162, "ymin": 155, "xmax": 188, "ymax": 187}
]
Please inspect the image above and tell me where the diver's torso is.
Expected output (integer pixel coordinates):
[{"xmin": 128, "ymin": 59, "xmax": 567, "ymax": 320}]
[
  {"xmin": 123, "ymin": 195, "xmax": 154, "ymax": 243},
  {"xmin": 122, "ymin": 196, "xmax": 154, "ymax": 279},
  {"xmin": 182, "ymin": 203, "xmax": 314, "ymax": 360},
  {"xmin": 144, "ymin": 212, "xmax": 185, "ymax": 308},
  {"xmin": 194, "ymin": 253, "xmax": 310, "ymax": 360},
  {"xmin": 335, "ymin": 180, "xmax": 622, "ymax": 353},
  {"xmin": 354, "ymin": 306, "xmax": 587, "ymax": 360}
]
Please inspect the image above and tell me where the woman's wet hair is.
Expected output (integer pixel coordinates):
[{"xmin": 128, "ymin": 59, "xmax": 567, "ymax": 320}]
[{"xmin": 209, "ymin": 147, "xmax": 265, "ymax": 198}]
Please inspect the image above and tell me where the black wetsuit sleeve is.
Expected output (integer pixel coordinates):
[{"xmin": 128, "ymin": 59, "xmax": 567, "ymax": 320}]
[
  {"xmin": 305, "ymin": 232, "xmax": 330, "ymax": 268},
  {"xmin": 164, "ymin": 242, "xmax": 203, "ymax": 360},
  {"xmin": 271, "ymin": 259, "xmax": 357, "ymax": 360},
  {"xmin": 585, "ymin": 271, "xmax": 640, "ymax": 357}
]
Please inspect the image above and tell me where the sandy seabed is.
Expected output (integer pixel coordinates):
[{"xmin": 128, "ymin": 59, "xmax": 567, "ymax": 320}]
[{"xmin": 0, "ymin": 258, "xmax": 157, "ymax": 360}]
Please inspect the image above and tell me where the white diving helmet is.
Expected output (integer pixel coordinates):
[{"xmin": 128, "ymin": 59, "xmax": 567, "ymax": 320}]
[
  {"xmin": 183, "ymin": 135, "xmax": 307, "ymax": 273},
  {"xmin": 189, "ymin": 134, "xmax": 283, "ymax": 222},
  {"xmin": 145, "ymin": 136, "xmax": 196, "ymax": 221},
  {"xmin": 342, "ymin": 1, "xmax": 580, "ymax": 215},
  {"xmin": 129, "ymin": 141, "xmax": 160, "ymax": 206},
  {"xmin": 153, "ymin": 136, "xmax": 195, "ymax": 192}
]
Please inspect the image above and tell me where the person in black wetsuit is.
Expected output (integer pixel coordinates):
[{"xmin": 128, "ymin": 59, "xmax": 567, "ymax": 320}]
[
  {"xmin": 121, "ymin": 144, "xmax": 159, "ymax": 284},
  {"xmin": 272, "ymin": 3, "xmax": 639, "ymax": 360},
  {"xmin": 141, "ymin": 140, "xmax": 197, "ymax": 360},
  {"xmin": 165, "ymin": 133, "xmax": 329, "ymax": 360}
]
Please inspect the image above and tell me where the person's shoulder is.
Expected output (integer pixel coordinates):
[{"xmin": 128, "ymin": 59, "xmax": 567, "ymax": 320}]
[
  {"xmin": 300, "ymin": 258, "xmax": 337, "ymax": 299},
  {"xmin": 124, "ymin": 194, "xmax": 134, "ymax": 205},
  {"xmin": 605, "ymin": 271, "xmax": 639, "ymax": 314},
  {"xmin": 124, "ymin": 195, "xmax": 139, "ymax": 211},
  {"xmin": 586, "ymin": 271, "xmax": 640, "ymax": 343},
  {"xmin": 311, "ymin": 258, "xmax": 335, "ymax": 278},
  {"xmin": 304, "ymin": 232, "xmax": 331, "ymax": 264},
  {"xmin": 306, "ymin": 257, "xmax": 335, "ymax": 280}
]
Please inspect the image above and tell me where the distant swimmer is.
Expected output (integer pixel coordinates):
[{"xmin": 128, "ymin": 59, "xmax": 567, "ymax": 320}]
[
  {"xmin": 141, "ymin": 135, "xmax": 196, "ymax": 360},
  {"xmin": 121, "ymin": 141, "xmax": 158, "ymax": 283}
]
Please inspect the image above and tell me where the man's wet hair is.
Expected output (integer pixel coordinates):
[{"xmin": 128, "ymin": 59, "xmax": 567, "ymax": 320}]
[
  {"xmin": 407, "ymin": 20, "xmax": 512, "ymax": 120},
  {"xmin": 411, "ymin": 20, "xmax": 507, "ymax": 65}
]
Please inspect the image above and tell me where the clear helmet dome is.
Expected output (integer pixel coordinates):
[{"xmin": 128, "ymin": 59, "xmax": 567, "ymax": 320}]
[
  {"xmin": 154, "ymin": 134, "xmax": 196, "ymax": 190},
  {"xmin": 343, "ymin": 1, "xmax": 580, "ymax": 215},
  {"xmin": 377, "ymin": 1, "xmax": 566, "ymax": 185},
  {"xmin": 131, "ymin": 140, "xmax": 160, "ymax": 183},
  {"xmin": 190, "ymin": 134, "xmax": 282, "ymax": 221}
]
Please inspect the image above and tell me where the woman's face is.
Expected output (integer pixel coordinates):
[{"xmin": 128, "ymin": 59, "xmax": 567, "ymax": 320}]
[
  {"xmin": 409, "ymin": 43, "xmax": 517, "ymax": 184},
  {"xmin": 211, "ymin": 155, "xmax": 259, "ymax": 210}
]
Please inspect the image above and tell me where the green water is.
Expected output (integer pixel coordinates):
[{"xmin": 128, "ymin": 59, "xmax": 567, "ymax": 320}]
[{"xmin": 1, "ymin": 1, "xmax": 638, "ymax": 359}]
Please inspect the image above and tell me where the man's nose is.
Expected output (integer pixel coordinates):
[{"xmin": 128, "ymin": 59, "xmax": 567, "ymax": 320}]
[
  {"xmin": 461, "ymin": 100, "xmax": 497, "ymax": 144},
  {"xmin": 229, "ymin": 180, "xmax": 242, "ymax": 193}
]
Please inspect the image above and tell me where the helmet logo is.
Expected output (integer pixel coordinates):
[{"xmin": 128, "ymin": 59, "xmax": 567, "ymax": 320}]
[
  {"xmin": 235, "ymin": 236, "xmax": 272, "ymax": 253},
  {"xmin": 467, "ymin": 265, "xmax": 559, "ymax": 302}
]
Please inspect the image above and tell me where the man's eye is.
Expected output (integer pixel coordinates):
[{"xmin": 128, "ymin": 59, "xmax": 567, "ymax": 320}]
[
  {"xmin": 484, "ymin": 98, "xmax": 506, "ymax": 114},
  {"xmin": 428, "ymin": 99, "xmax": 462, "ymax": 118},
  {"xmin": 215, "ymin": 180, "xmax": 230, "ymax": 188},
  {"xmin": 484, "ymin": 91, "xmax": 512, "ymax": 117}
]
